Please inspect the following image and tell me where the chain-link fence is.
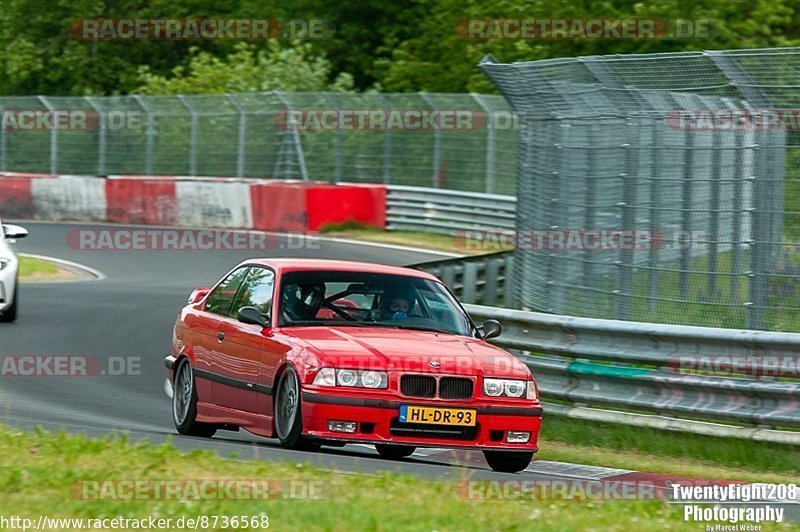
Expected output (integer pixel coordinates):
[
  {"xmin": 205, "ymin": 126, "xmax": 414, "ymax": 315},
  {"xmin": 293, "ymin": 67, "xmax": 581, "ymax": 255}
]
[
  {"xmin": 0, "ymin": 92, "xmax": 516, "ymax": 195},
  {"xmin": 481, "ymin": 48, "xmax": 800, "ymax": 331}
]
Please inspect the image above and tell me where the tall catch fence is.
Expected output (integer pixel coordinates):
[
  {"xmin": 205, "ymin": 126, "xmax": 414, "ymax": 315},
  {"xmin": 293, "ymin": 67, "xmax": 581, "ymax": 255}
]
[
  {"xmin": 480, "ymin": 48, "xmax": 800, "ymax": 331},
  {"xmin": 0, "ymin": 92, "xmax": 516, "ymax": 194}
]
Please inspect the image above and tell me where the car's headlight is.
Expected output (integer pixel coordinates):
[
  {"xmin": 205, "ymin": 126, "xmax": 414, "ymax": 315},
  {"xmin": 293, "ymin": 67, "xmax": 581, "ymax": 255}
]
[
  {"xmin": 483, "ymin": 378, "xmax": 536, "ymax": 399},
  {"xmin": 312, "ymin": 368, "xmax": 388, "ymax": 389}
]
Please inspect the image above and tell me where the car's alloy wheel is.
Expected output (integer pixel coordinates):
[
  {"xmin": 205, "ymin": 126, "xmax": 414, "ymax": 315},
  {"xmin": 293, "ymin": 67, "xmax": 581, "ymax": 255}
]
[
  {"xmin": 375, "ymin": 444, "xmax": 416, "ymax": 459},
  {"xmin": 0, "ymin": 280, "xmax": 18, "ymax": 323},
  {"xmin": 274, "ymin": 366, "xmax": 319, "ymax": 451},
  {"xmin": 172, "ymin": 358, "xmax": 216, "ymax": 438},
  {"xmin": 483, "ymin": 450, "xmax": 533, "ymax": 473}
]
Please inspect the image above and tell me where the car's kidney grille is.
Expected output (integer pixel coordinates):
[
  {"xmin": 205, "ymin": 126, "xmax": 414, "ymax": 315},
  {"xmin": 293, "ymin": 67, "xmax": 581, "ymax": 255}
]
[
  {"xmin": 399, "ymin": 375, "xmax": 473, "ymax": 399},
  {"xmin": 439, "ymin": 377, "xmax": 474, "ymax": 399},
  {"xmin": 400, "ymin": 375, "xmax": 436, "ymax": 398}
]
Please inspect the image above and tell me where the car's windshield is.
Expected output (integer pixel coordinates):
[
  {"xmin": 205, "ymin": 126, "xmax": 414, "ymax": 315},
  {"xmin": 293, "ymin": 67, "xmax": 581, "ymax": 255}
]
[{"xmin": 278, "ymin": 271, "xmax": 474, "ymax": 336}]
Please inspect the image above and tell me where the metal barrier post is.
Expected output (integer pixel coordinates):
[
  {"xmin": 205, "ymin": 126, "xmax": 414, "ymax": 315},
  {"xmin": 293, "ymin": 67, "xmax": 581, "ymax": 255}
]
[
  {"xmin": 84, "ymin": 96, "xmax": 106, "ymax": 176},
  {"xmin": 419, "ymin": 92, "xmax": 441, "ymax": 188},
  {"xmin": 225, "ymin": 94, "xmax": 247, "ymax": 177},
  {"xmin": 273, "ymin": 91, "xmax": 309, "ymax": 181},
  {"xmin": 0, "ymin": 99, "xmax": 6, "ymax": 172},
  {"xmin": 373, "ymin": 94, "xmax": 392, "ymax": 184},
  {"xmin": 38, "ymin": 96, "xmax": 57, "ymax": 174},
  {"xmin": 324, "ymin": 93, "xmax": 343, "ymax": 183},
  {"xmin": 471, "ymin": 93, "xmax": 495, "ymax": 194},
  {"xmin": 133, "ymin": 95, "xmax": 155, "ymax": 175},
  {"xmin": 177, "ymin": 95, "xmax": 198, "ymax": 176}
]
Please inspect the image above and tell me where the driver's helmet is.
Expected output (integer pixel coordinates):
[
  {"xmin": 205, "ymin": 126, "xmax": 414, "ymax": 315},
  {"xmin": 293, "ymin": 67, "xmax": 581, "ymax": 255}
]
[
  {"xmin": 282, "ymin": 282, "xmax": 325, "ymax": 322},
  {"xmin": 381, "ymin": 286, "xmax": 416, "ymax": 320}
]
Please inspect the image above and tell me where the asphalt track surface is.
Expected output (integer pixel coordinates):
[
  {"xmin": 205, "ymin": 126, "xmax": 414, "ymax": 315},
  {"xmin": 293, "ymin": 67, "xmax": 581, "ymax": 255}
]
[{"xmin": 2, "ymin": 222, "xmax": 798, "ymax": 521}]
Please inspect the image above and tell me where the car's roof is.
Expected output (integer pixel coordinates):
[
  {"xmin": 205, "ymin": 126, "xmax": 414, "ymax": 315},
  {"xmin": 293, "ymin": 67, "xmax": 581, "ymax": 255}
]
[{"xmin": 242, "ymin": 258, "xmax": 439, "ymax": 281}]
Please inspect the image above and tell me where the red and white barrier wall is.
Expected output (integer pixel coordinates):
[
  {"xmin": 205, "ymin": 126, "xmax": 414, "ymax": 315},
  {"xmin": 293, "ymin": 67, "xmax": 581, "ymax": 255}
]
[{"xmin": 0, "ymin": 173, "xmax": 386, "ymax": 231}]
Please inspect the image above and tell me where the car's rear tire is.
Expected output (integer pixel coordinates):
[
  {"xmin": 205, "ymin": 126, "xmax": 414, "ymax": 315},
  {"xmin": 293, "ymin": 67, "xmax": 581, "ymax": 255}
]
[
  {"xmin": 483, "ymin": 450, "xmax": 533, "ymax": 473},
  {"xmin": 172, "ymin": 358, "xmax": 217, "ymax": 438},
  {"xmin": 0, "ymin": 282, "xmax": 18, "ymax": 323},
  {"xmin": 375, "ymin": 444, "xmax": 416, "ymax": 459},
  {"xmin": 274, "ymin": 366, "xmax": 320, "ymax": 452}
]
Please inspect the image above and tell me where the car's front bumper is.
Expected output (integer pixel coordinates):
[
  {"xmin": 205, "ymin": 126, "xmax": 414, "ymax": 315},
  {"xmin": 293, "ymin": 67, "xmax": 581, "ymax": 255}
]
[
  {"xmin": 301, "ymin": 390, "xmax": 542, "ymax": 450},
  {"xmin": 0, "ymin": 257, "xmax": 18, "ymax": 312}
]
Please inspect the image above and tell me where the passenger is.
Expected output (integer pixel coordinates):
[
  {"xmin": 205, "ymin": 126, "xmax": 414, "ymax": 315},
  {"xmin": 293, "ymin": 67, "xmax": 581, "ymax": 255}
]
[{"xmin": 282, "ymin": 282, "xmax": 325, "ymax": 323}]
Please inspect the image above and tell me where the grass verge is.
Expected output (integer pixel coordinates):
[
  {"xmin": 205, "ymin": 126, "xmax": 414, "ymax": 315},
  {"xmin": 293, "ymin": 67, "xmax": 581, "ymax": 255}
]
[
  {"xmin": 537, "ymin": 415, "xmax": 800, "ymax": 484},
  {"xmin": 319, "ymin": 221, "xmax": 498, "ymax": 255},
  {"xmin": 18, "ymin": 256, "xmax": 59, "ymax": 279},
  {"xmin": 0, "ymin": 425, "xmax": 698, "ymax": 531}
]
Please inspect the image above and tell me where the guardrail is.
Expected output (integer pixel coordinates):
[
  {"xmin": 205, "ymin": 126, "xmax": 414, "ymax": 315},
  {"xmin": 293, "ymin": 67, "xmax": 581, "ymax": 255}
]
[
  {"xmin": 461, "ymin": 304, "xmax": 800, "ymax": 444},
  {"xmin": 386, "ymin": 185, "xmax": 516, "ymax": 234},
  {"xmin": 415, "ymin": 251, "xmax": 514, "ymax": 307}
]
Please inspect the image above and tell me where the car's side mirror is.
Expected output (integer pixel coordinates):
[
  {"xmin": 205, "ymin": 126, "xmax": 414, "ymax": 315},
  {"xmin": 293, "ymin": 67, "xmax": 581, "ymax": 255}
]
[
  {"xmin": 3, "ymin": 224, "xmax": 28, "ymax": 240},
  {"xmin": 188, "ymin": 287, "xmax": 211, "ymax": 304},
  {"xmin": 237, "ymin": 306, "xmax": 269, "ymax": 327},
  {"xmin": 479, "ymin": 319, "xmax": 503, "ymax": 340}
]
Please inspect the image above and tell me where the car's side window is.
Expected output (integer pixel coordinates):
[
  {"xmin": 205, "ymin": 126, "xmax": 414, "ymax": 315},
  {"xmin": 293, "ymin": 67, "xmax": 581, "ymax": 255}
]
[
  {"xmin": 231, "ymin": 267, "xmax": 275, "ymax": 321},
  {"xmin": 204, "ymin": 267, "xmax": 250, "ymax": 316}
]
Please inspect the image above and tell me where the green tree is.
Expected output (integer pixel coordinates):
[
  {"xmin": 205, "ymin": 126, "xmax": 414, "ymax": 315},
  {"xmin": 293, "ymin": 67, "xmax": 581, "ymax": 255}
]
[{"xmin": 135, "ymin": 41, "xmax": 353, "ymax": 94}]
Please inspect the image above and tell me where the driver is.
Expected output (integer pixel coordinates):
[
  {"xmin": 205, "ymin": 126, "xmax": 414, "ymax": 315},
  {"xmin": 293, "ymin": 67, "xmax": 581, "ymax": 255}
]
[
  {"xmin": 282, "ymin": 282, "xmax": 325, "ymax": 323},
  {"xmin": 381, "ymin": 287, "xmax": 416, "ymax": 321}
]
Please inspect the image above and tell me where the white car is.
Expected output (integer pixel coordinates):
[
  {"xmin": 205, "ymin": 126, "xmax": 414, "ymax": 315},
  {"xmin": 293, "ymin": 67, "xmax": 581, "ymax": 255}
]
[{"xmin": 0, "ymin": 219, "xmax": 28, "ymax": 322}]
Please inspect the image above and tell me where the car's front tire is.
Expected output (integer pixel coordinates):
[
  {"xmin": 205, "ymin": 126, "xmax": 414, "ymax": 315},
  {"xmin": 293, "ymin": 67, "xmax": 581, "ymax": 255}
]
[
  {"xmin": 375, "ymin": 444, "xmax": 416, "ymax": 459},
  {"xmin": 0, "ymin": 281, "xmax": 18, "ymax": 323},
  {"xmin": 172, "ymin": 358, "xmax": 217, "ymax": 438},
  {"xmin": 274, "ymin": 366, "xmax": 320, "ymax": 452},
  {"xmin": 483, "ymin": 450, "xmax": 533, "ymax": 473}
]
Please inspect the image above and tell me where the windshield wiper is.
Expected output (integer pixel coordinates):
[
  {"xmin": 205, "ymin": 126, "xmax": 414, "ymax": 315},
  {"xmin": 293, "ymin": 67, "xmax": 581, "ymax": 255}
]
[{"xmin": 383, "ymin": 324, "xmax": 448, "ymax": 334}]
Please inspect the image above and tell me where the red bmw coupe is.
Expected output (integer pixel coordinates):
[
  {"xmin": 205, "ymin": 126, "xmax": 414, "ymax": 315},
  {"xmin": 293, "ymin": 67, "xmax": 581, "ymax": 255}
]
[{"xmin": 165, "ymin": 259, "xmax": 542, "ymax": 473}]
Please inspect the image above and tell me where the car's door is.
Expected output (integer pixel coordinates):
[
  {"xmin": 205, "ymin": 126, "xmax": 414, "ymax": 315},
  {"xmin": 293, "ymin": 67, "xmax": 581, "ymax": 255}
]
[
  {"xmin": 215, "ymin": 266, "xmax": 283, "ymax": 414},
  {"xmin": 189, "ymin": 266, "xmax": 250, "ymax": 403}
]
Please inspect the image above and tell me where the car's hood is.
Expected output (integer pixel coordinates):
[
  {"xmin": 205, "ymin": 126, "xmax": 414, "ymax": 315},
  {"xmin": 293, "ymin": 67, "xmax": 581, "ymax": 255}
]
[{"xmin": 281, "ymin": 326, "xmax": 531, "ymax": 379}]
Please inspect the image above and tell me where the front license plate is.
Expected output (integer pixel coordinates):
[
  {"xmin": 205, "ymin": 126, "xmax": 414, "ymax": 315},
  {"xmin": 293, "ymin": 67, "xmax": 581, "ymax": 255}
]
[{"xmin": 399, "ymin": 405, "xmax": 476, "ymax": 426}]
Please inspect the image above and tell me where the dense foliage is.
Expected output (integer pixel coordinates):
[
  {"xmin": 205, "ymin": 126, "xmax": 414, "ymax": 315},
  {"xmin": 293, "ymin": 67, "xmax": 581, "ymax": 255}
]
[{"xmin": 1, "ymin": 0, "xmax": 799, "ymax": 95}]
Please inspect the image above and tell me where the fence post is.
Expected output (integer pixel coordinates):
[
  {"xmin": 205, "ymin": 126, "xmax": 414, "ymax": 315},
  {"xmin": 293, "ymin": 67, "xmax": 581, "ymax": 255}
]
[
  {"xmin": 226, "ymin": 93, "xmax": 247, "ymax": 177},
  {"xmin": 616, "ymin": 118, "xmax": 638, "ymax": 321},
  {"xmin": 38, "ymin": 96, "xmax": 57, "ymax": 174},
  {"xmin": 0, "ymin": 98, "xmax": 6, "ymax": 172},
  {"xmin": 680, "ymin": 124, "xmax": 694, "ymax": 299},
  {"xmin": 324, "ymin": 93, "xmax": 343, "ymax": 183},
  {"xmin": 133, "ymin": 95, "xmax": 155, "ymax": 175},
  {"xmin": 373, "ymin": 94, "xmax": 392, "ymax": 184},
  {"xmin": 84, "ymin": 96, "xmax": 106, "ymax": 176},
  {"xmin": 471, "ymin": 93, "xmax": 495, "ymax": 194},
  {"xmin": 273, "ymin": 91, "xmax": 309, "ymax": 181},
  {"xmin": 730, "ymin": 124, "xmax": 745, "ymax": 306},
  {"xmin": 419, "ymin": 92, "xmax": 441, "ymax": 188},
  {"xmin": 648, "ymin": 119, "xmax": 662, "ymax": 313},
  {"xmin": 177, "ymin": 95, "xmax": 198, "ymax": 177},
  {"xmin": 707, "ymin": 129, "xmax": 722, "ymax": 299}
]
